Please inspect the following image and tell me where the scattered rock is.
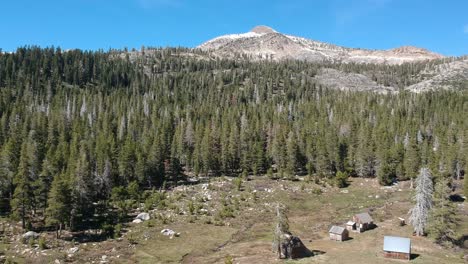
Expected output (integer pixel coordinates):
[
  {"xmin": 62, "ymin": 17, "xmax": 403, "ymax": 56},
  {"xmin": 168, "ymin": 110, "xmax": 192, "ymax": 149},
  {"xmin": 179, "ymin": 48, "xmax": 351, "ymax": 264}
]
[
  {"xmin": 161, "ymin": 229, "xmax": 180, "ymax": 239},
  {"xmin": 67, "ymin": 247, "xmax": 79, "ymax": 254},
  {"xmin": 54, "ymin": 259, "xmax": 61, "ymax": 264}
]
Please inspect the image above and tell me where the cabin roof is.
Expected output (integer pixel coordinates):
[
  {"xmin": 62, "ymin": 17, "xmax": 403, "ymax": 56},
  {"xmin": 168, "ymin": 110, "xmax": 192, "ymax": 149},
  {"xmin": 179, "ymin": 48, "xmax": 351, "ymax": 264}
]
[
  {"xmin": 383, "ymin": 236, "xmax": 411, "ymax": 254},
  {"xmin": 355, "ymin": 212, "xmax": 373, "ymax": 223},
  {"xmin": 329, "ymin": 226, "xmax": 346, "ymax": 234}
]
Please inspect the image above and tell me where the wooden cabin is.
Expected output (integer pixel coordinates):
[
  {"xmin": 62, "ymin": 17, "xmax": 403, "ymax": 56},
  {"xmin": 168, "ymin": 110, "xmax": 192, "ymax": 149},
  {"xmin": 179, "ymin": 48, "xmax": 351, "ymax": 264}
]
[
  {"xmin": 383, "ymin": 236, "xmax": 411, "ymax": 260},
  {"xmin": 329, "ymin": 226, "xmax": 349, "ymax": 241},
  {"xmin": 352, "ymin": 212, "xmax": 374, "ymax": 232}
]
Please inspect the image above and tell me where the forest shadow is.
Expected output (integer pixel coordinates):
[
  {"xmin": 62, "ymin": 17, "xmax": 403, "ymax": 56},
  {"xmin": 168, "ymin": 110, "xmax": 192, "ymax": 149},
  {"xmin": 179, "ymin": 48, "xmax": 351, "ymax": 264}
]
[
  {"xmin": 449, "ymin": 194, "xmax": 465, "ymax": 202},
  {"xmin": 311, "ymin": 250, "xmax": 326, "ymax": 256}
]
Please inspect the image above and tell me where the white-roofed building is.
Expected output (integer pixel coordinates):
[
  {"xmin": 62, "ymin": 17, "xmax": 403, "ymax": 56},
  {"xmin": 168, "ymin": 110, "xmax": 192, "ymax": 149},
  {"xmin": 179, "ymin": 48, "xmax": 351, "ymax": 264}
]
[{"xmin": 383, "ymin": 236, "xmax": 411, "ymax": 260}]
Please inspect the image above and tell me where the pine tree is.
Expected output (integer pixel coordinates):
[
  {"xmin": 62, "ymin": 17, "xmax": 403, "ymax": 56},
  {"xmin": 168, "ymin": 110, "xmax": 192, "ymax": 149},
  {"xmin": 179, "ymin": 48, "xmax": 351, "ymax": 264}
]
[
  {"xmin": 46, "ymin": 173, "xmax": 71, "ymax": 238},
  {"xmin": 0, "ymin": 147, "xmax": 14, "ymax": 201},
  {"xmin": 11, "ymin": 132, "xmax": 38, "ymax": 229},
  {"xmin": 377, "ymin": 152, "xmax": 396, "ymax": 186},
  {"xmin": 286, "ymin": 131, "xmax": 299, "ymax": 177},
  {"xmin": 404, "ymin": 136, "xmax": 420, "ymax": 185},
  {"xmin": 427, "ymin": 177, "xmax": 459, "ymax": 244}
]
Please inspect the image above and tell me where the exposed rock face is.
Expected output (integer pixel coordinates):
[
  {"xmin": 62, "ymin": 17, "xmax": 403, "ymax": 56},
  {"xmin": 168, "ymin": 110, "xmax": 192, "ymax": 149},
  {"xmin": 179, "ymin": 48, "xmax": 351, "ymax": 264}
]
[
  {"xmin": 198, "ymin": 26, "xmax": 444, "ymax": 65},
  {"xmin": 314, "ymin": 68, "xmax": 397, "ymax": 94},
  {"xmin": 405, "ymin": 59, "xmax": 468, "ymax": 92}
]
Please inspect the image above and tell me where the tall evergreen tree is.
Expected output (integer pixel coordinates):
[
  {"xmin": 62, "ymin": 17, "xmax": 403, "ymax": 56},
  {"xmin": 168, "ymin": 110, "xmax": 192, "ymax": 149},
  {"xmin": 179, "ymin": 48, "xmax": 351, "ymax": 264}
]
[
  {"xmin": 46, "ymin": 173, "xmax": 72, "ymax": 238},
  {"xmin": 11, "ymin": 132, "xmax": 38, "ymax": 229},
  {"xmin": 427, "ymin": 177, "xmax": 459, "ymax": 244}
]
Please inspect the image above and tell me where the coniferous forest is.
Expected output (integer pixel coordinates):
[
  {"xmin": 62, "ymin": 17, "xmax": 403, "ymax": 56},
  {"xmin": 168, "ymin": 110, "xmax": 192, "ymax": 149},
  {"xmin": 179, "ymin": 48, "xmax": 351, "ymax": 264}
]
[{"xmin": 0, "ymin": 46, "xmax": 466, "ymax": 234}]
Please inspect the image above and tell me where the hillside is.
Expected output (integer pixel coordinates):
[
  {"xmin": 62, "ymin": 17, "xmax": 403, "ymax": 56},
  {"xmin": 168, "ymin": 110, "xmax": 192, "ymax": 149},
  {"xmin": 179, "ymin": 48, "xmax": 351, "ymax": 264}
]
[{"xmin": 0, "ymin": 47, "xmax": 466, "ymax": 263}]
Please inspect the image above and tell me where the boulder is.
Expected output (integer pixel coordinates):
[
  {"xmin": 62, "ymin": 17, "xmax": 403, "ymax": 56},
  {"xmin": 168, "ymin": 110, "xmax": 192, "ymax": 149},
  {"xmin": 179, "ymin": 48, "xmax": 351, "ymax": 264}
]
[
  {"xmin": 277, "ymin": 233, "xmax": 312, "ymax": 259},
  {"xmin": 22, "ymin": 231, "xmax": 39, "ymax": 241},
  {"xmin": 135, "ymin": 212, "xmax": 150, "ymax": 221}
]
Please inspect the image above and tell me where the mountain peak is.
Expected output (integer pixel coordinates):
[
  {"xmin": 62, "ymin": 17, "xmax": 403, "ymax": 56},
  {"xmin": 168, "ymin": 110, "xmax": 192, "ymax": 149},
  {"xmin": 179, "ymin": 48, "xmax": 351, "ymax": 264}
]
[
  {"xmin": 250, "ymin": 25, "xmax": 277, "ymax": 34},
  {"xmin": 198, "ymin": 27, "xmax": 444, "ymax": 65}
]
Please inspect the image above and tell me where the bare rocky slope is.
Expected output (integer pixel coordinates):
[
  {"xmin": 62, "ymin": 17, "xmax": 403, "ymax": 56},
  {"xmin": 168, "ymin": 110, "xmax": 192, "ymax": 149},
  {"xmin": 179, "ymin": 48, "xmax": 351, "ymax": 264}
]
[{"xmin": 198, "ymin": 25, "xmax": 444, "ymax": 65}]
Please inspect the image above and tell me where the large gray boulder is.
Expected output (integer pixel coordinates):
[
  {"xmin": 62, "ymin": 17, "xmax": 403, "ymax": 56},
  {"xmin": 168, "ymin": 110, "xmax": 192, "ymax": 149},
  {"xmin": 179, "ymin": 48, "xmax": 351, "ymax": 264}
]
[
  {"xmin": 135, "ymin": 212, "xmax": 150, "ymax": 221},
  {"xmin": 22, "ymin": 231, "xmax": 39, "ymax": 241},
  {"xmin": 278, "ymin": 232, "xmax": 312, "ymax": 259}
]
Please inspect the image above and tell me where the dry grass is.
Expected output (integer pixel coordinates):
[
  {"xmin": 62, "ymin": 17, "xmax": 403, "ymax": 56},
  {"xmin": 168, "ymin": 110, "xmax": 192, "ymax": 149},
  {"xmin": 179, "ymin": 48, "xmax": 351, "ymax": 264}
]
[{"xmin": 0, "ymin": 177, "xmax": 465, "ymax": 264}]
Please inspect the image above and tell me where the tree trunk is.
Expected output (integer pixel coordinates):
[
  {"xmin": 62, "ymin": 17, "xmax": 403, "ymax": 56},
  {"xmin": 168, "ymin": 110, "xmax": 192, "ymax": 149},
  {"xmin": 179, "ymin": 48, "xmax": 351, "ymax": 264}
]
[{"xmin": 21, "ymin": 193, "xmax": 26, "ymax": 230}]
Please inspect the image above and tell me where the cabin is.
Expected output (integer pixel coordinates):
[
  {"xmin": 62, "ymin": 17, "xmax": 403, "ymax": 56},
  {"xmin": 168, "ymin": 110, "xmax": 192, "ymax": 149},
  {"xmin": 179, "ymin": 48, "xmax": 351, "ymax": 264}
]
[
  {"xmin": 398, "ymin": 217, "xmax": 406, "ymax": 226},
  {"xmin": 383, "ymin": 236, "xmax": 411, "ymax": 260},
  {"xmin": 329, "ymin": 226, "xmax": 349, "ymax": 241},
  {"xmin": 352, "ymin": 212, "xmax": 374, "ymax": 232}
]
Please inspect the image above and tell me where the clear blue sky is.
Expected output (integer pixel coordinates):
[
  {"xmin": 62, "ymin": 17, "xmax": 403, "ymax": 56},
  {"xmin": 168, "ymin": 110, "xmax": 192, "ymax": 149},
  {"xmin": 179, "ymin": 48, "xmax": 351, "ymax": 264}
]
[{"xmin": 1, "ymin": 0, "xmax": 467, "ymax": 56}]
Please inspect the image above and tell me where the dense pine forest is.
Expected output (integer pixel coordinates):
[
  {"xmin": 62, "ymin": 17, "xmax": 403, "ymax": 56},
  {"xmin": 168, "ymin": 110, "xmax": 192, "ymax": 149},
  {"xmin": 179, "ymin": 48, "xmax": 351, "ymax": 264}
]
[{"xmin": 0, "ymin": 46, "xmax": 466, "ymax": 234}]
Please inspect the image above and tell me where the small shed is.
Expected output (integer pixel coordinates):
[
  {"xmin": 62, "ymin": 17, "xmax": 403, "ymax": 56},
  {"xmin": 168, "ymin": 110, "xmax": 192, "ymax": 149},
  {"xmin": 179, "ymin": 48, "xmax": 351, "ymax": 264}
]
[
  {"xmin": 352, "ymin": 212, "xmax": 374, "ymax": 232},
  {"xmin": 346, "ymin": 221, "xmax": 356, "ymax": 232},
  {"xmin": 383, "ymin": 236, "xmax": 411, "ymax": 260},
  {"xmin": 329, "ymin": 226, "xmax": 349, "ymax": 241}
]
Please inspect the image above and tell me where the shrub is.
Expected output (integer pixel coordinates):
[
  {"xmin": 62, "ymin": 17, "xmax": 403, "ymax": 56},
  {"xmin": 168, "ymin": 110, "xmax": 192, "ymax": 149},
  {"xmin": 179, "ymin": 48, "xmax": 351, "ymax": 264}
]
[
  {"xmin": 224, "ymin": 255, "xmax": 234, "ymax": 264},
  {"xmin": 312, "ymin": 187, "xmax": 322, "ymax": 195},
  {"xmin": 267, "ymin": 168, "xmax": 274, "ymax": 179},
  {"xmin": 233, "ymin": 177, "xmax": 242, "ymax": 191},
  {"xmin": 144, "ymin": 191, "xmax": 166, "ymax": 211},
  {"xmin": 218, "ymin": 205, "xmax": 235, "ymax": 219},
  {"xmin": 127, "ymin": 234, "xmax": 137, "ymax": 245},
  {"xmin": 335, "ymin": 171, "xmax": 349, "ymax": 188},
  {"xmin": 114, "ymin": 223, "xmax": 123, "ymax": 238},
  {"xmin": 101, "ymin": 223, "xmax": 115, "ymax": 238},
  {"xmin": 188, "ymin": 200, "xmax": 195, "ymax": 215},
  {"xmin": 38, "ymin": 237, "xmax": 47, "ymax": 249}
]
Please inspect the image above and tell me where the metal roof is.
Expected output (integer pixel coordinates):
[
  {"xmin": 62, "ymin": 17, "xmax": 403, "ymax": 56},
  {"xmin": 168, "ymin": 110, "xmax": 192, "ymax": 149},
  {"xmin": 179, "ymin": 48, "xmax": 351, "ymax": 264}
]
[
  {"xmin": 329, "ymin": 226, "xmax": 346, "ymax": 234},
  {"xmin": 355, "ymin": 212, "xmax": 373, "ymax": 223},
  {"xmin": 383, "ymin": 236, "xmax": 411, "ymax": 254}
]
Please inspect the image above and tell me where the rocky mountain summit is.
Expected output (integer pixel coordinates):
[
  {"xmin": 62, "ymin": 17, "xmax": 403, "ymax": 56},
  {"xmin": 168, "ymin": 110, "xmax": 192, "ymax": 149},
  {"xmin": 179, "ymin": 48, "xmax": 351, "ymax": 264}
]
[{"xmin": 198, "ymin": 26, "xmax": 444, "ymax": 65}]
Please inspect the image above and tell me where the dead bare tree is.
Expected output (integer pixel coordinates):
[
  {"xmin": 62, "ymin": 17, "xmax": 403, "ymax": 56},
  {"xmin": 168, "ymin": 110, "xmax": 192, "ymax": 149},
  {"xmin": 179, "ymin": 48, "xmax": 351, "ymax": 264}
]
[
  {"xmin": 272, "ymin": 204, "xmax": 289, "ymax": 258},
  {"xmin": 409, "ymin": 167, "xmax": 433, "ymax": 236}
]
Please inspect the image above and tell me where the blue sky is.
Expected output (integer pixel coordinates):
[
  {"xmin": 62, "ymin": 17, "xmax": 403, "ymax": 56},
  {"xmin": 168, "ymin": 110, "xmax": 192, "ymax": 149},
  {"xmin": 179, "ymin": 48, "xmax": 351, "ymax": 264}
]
[{"xmin": 1, "ymin": 0, "xmax": 467, "ymax": 56}]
